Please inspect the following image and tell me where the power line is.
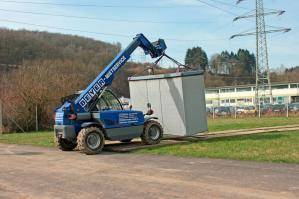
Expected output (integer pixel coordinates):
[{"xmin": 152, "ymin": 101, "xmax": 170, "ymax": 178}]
[
  {"xmin": 216, "ymin": 76, "xmax": 254, "ymax": 79},
  {"xmin": 0, "ymin": 8, "xmax": 215, "ymax": 24},
  {"xmin": 196, "ymin": 0, "xmax": 256, "ymax": 25},
  {"xmin": 0, "ymin": 19, "xmax": 130, "ymax": 37},
  {"xmin": 0, "ymin": 0, "xmax": 204, "ymax": 8},
  {"xmin": 161, "ymin": 37, "xmax": 226, "ymax": 42},
  {"xmin": 0, "ymin": 19, "xmax": 227, "ymax": 42},
  {"xmin": 196, "ymin": 0, "xmax": 238, "ymax": 16},
  {"xmin": 208, "ymin": 0, "xmax": 248, "ymax": 10},
  {"xmin": 0, "ymin": 0, "xmax": 242, "ymax": 40}
]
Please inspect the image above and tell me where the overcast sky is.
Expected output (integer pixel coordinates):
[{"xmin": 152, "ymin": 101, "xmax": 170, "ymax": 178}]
[{"xmin": 0, "ymin": 0, "xmax": 298, "ymax": 69}]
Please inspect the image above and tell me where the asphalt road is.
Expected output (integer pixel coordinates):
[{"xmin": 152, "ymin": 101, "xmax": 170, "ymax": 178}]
[{"xmin": 0, "ymin": 143, "xmax": 298, "ymax": 199}]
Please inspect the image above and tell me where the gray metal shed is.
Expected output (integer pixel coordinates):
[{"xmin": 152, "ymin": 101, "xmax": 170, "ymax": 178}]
[{"xmin": 128, "ymin": 71, "xmax": 207, "ymax": 136}]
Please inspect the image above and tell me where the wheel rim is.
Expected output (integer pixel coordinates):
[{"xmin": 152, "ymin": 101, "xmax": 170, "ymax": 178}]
[
  {"xmin": 149, "ymin": 125, "xmax": 160, "ymax": 140},
  {"xmin": 86, "ymin": 132, "xmax": 101, "ymax": 150}
]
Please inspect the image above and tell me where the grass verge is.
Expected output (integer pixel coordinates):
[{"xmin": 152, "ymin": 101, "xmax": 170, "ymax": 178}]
[
  {"xmin": 0, "ymin": 131, "xmax": 54, "ymax": 147},
  {"xmin": 137, "ymin": 131, "xmax": 299, "ymax": 164},
  {"xmin": 208, "ymin": 117, "xmax": 299, "ymax": 132}
]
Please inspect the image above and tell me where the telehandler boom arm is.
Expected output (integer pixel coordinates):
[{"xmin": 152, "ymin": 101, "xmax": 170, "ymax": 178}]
[{"xmin": 73, "ymin": 34, "xmax": 166, "ymax": 112}]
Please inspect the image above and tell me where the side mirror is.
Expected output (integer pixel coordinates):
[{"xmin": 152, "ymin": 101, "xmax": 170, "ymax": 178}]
[
  {"xmin": 145, "ymin": 109, "xmax": 154, "ymax": 116},
  {"xmin": 145, "ymin": 103, "xmax": 153, "ymax": 115}
]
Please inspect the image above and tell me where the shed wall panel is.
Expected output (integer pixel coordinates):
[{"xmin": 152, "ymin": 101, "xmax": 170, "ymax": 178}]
[
  {"xmin": 129, "ymin": 80, "xmax": 148, "ymax": 111},
  {"xmin": 182, "ymin": 75, "xmax": 208, "ymax": 135},
  {"xmin": 146, "ymin": 80, "xmax": 163, "ymax": 125},
  {"xmin": 159, "ymin": 77, "xmax": 186, "ymax": 135}
]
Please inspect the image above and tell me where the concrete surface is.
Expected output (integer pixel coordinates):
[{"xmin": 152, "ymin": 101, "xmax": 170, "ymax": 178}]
[{"xmin": 0, "ymin": 143, "xmax": 298, "ymax": 199}]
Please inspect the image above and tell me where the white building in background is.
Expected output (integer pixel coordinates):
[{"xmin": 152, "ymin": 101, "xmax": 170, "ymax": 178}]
[{"xmin": 205, "ymin": 82, "xmax": 299, "ymax": 108}]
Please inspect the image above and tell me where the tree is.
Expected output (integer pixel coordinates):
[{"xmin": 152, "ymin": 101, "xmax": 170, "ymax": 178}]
[
  {"xmin": 185, "ymin": 47, "xmax": 208, "ymax": 70},
  {"xmin": 209, "ymin": 53, "xmax": 221, "ymax": 74},
  {"xmin": 212, "ymin": 51, "xmax": 233, "ymax": 75},
  {"xmin": 236, "ymin": 49, "xmax": 255, "ymax": 76},
  {"xmin": 212, "ymin": 49, "xmax": 255, "ymax": 77}
]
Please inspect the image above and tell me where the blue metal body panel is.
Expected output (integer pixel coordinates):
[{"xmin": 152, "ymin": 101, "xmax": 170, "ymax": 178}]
[
  {"xmin": 105, "ymin": 125, "xmax": 143, "ymax": 141},
  {"xmin": 54, "ymin": 33, "xmax": 166, "ymax": 141},
  {"xmin": 97, "ymin": 110, "xmax": 144, "ymax": 129}
]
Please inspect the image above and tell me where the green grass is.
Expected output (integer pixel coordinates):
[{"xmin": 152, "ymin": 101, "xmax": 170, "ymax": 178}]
[
  {"xmin": 0, "ymin": 117, "xmax": 298, "ymax": 163},
  {"xmin": 137, "ymin": 131, "xmax": 299, "ymax": 164},
  {"xmin": 0, "ymin": 131, "xmax": 54, "ymax": 147},
  {"xmin": 208, "ymin": 117, "xmax": 299, "ymax": 132}
]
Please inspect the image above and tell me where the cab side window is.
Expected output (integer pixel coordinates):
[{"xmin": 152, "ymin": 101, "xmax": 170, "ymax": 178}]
[
  {"xmin": 95, "ymin": 98, "xmax": 109, "ymax": 111},
  {"xmin": 103, "ymin": 91, "xmax": 123, "ymax": 110},
  {"xmin": 93, "ymin": 90, "xmax": 123, "ymax": 111}
]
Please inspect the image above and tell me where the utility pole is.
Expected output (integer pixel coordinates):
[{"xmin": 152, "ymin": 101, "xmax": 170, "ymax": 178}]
[
  {"xmin": 231, "ymin": 0, "xmax": 291, "ymax": 116},
  {"xmin": 254, "ymin": 0, "xmax": 272, "ymax": 108},
  {"xmin": 0, "ymin": 100, "xmax": 3, "ymax": 134},
  {"xmin": 35, "ymin": 105, "xmax": 38, "ymax": 132}
]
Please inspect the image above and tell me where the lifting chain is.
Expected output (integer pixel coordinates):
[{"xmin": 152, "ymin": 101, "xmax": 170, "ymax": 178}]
[
  {"xmin": 152, "ymin": 53, "xmax": 195, "ymax": 73},
  {"xmin": 131, "ymin": 52, "xmax": 196, "ymax": 77}
]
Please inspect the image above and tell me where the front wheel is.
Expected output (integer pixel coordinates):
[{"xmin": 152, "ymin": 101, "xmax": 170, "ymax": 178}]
[
  {"xmin": 141, "ymin": 121, "xmax": 163, "ymax": 145},
  {"xmin": 77, "ymin": 127, "xmax": 105, "ymax": 155}
]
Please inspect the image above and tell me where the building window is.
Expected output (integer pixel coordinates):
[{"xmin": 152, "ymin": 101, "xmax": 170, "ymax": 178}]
[
  {"xmin": 291, "ymin": 96, "xmax": 299, "ymax": 103},
  {"xmin": 230, "ymin": 99, "xmax": 236, "ymax": 103},
  {"xmin": 206, "ymin": 100, "xmax": 212, "ymax": 104},
  {"xmin": 206, "ymin": 89, "xmax": 219, "ymax": 94},
  {"xmin": 260, "ymin": 97, "xmax": 270, "ymax": 104},
  {"xmin": 290, "ymin": 84, "xmax": 298, "ymax": 88},
  {"xmin": 220, "ymin": 88, "xmax": 235, "ymax": 93},
  {"xmin": 272, "ymin": 84, "xmax": 288, "ymax": 90},
  {"xmin": 273, "ymin": 96, "xmax": 286, "ymax": 104},
  {"xmin": 253, "ymin": 86, "xmax": 269, "ymax": 90},
  {"xmin": 236, "ymin": 87, "xmax": 251, "ymax": 92}
]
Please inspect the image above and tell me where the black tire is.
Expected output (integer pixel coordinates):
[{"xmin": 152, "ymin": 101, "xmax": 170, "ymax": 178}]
[
  {"xmin": 55, "ymin": 136, "xmax": 77, "ymax": 151},
  {"xmin": 121, "ymin": 139, "xmax": 132, "ymax": 143},
  {"xmin": 141, "ymin": 120, "xmax": 163, "ymax": 145},
  {"xmin": 77, "ymin": 127, "xmax": 105, "ymax": 155}
]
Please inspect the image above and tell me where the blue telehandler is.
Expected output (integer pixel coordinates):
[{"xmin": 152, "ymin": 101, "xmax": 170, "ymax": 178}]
[{"xmin": 54, "ymin": 34, "xmax": 167, "ymax": 154}]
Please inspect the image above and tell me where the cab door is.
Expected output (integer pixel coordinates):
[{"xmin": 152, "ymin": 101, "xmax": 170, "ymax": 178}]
[{"xmin": 96, "ymin": 90, "xmax": 143, "ymax": 129}]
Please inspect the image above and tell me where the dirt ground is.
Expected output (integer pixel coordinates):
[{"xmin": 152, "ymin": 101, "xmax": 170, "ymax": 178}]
[{"xmin": 0, "ymin": 143, "xmax": 298, "ymax": 199}]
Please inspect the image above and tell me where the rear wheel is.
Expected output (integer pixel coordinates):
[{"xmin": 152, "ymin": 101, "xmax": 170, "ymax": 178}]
[
  {"xmin": 141, "ymin": 121, "xmax": 163, "ymax": 145},
  {"xmin": 55, "ymin": 136, "xmax": 77, "ymax": 151},
  {"xmin": 77, "ymin": 127, "xmax": 105, "ymax": 155}
]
